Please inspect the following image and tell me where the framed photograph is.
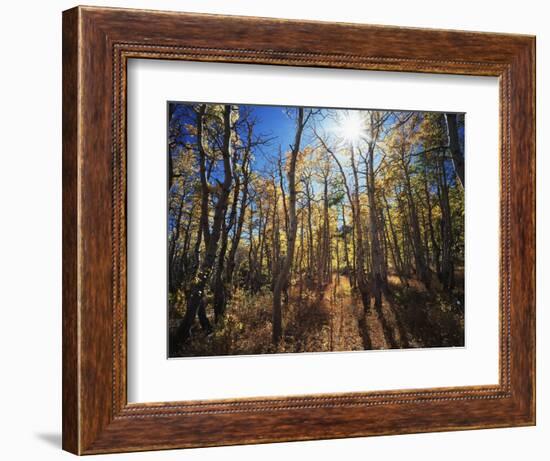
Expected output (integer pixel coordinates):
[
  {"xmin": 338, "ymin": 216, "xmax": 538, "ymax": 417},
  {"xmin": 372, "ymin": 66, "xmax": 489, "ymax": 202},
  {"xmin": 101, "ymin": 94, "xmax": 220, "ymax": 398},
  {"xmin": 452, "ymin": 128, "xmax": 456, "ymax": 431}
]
[{"xmin": 62, "ymin": 6, "xmax": 535, "ymax": 455}]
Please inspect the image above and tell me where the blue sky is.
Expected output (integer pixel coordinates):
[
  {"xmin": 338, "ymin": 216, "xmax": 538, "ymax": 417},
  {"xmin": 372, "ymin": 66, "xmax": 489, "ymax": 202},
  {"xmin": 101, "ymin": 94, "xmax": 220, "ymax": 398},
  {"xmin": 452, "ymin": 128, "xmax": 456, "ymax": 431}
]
[
  {"xmin": 249, "ymin": 105, "xmax": 295, "ymax": 147},
  {"xmin": 169, "ymin": 102, "xmax": 464, "ymax": 188},
  {"xmin": 234, "ymin": 104, "xmax": 333, "ymax": 173}
]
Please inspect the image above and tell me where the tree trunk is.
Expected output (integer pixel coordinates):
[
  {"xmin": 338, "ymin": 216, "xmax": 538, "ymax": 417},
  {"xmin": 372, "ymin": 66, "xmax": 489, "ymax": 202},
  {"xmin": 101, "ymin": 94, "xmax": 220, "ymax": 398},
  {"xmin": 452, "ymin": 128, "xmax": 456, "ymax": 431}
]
[
  {"xmin": 272, "ymin": 108, "xmax": 306, "ymax": 344},
  {"xmin": 437, "ymin": 151, "xmax": 454, "ymax": 290},
  {"xmin": 225, "ymin": 144, "xmax": 252, "ymax": 294},
  {"xmin": 172, "ymin": 105, "xmax": 234, "ymax": 349},
  {"xmin": 366, "ymin": 141, "xmax": 384, "ymax": 308},
  {"xmin": 402, "ymin": 157, "xmax": 431, "ymax": 288},
  {"xmin": 306, "ymin": 179, "xmax": 315, "ymax": 286},
  {"xmin": 349, "ymin": 146, "xmax": 371, "ymax": 313},
  {"xmin": 445, "ymin": 113, "xmax": 465, "ymax": 188},
  {"xmin": 422, "ymin": 163, "xmax": 441, "ymax": 276},
  {"xmin": 382, "ymin": 191, "xmax": 405, "ymax": 280},
  {"xmin": 341, "ymin": 206, "xmax": 354, "ymax": 288}
]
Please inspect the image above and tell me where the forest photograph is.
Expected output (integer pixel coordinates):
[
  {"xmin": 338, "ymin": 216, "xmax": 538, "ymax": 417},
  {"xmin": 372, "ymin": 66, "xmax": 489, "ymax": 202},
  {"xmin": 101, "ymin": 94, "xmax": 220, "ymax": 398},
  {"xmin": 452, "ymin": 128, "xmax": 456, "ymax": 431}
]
[{"xmin": 167, "ymin": 101, "xmax": 465, "ymax": 358}]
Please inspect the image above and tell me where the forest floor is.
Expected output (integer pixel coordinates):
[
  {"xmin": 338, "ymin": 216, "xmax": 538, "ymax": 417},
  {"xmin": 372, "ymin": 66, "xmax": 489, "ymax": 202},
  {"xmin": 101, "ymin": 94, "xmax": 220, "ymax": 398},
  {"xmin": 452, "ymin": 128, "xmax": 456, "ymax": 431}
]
[
  {"xmin": 308, "ymin": 273, "xmax": 411, "ymax": 351},
  {"xmin": 311, "ymin": 274, "xmax": 463, "ymax": 352},
  {"xmin": 171, "ymin": 272, "xmax": 464, "ymax": 357}
]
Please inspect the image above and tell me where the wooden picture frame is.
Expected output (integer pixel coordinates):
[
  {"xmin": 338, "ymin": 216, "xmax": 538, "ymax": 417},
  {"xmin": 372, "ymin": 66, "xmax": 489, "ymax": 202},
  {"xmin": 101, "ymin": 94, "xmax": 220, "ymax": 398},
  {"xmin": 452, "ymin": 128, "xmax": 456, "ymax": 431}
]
[{"xmin": 62, "ymin": 5, "xmax": 535, "ymax": 455}]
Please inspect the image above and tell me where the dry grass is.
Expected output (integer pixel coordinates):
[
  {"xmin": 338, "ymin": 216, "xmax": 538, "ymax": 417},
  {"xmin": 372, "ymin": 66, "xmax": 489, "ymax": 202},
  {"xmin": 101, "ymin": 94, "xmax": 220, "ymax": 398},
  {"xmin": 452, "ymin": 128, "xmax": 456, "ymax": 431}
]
[{"xmin": 170, "ymin": 273, "xmax": 464, "ymax": 357}]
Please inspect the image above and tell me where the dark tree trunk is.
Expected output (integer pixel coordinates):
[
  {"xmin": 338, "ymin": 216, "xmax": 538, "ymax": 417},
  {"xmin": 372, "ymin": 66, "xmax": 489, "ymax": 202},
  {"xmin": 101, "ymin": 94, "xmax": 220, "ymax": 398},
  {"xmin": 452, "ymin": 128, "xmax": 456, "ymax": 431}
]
[
  {"xmin": 437, "ymin": 152, "xmax": 455, "ymax": 290},
  {"xmin": 341, "ymin": 206, "xmax": 354, "ymax": 288},
  {"xmin": 366, "ymin": 141, "xmax": 384, "ymax": 309},
  {"xmin": 402, "ymin": 158, "xmax": 431, "ymax": 289},
  {"xmin": 172, "ymin": 105, "xmax": 234, "ymax": 350},
  {"xmin": 445, "ymin": 113, "xmax": 465, "ymax": 188},
  {"xmin": 272, "ymin": 108, "xmax": 306, "ymax": 344},
  {"xmin": 422, "ymin": 163, "xmax": 441, "ymax": 276},
  {"xmin": 382, "ymin": 191, "xmax": 405, "ymax": 280}
]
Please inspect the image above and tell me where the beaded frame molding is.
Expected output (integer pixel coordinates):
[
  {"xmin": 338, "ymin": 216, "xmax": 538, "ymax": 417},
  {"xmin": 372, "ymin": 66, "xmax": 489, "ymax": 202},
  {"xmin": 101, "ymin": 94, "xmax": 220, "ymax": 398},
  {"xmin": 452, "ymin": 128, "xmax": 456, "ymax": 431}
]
[{"xmin": 62, "ymin": 6, "xmax": 535, "ymax": 455}]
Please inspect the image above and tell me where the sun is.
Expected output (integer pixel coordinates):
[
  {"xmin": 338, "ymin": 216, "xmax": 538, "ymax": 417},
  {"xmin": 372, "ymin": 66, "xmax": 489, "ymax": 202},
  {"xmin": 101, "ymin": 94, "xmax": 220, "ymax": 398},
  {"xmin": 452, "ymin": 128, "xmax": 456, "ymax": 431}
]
[{"xmin": 338, "ymin": 111, "xmax": 364, "ymax": 145}]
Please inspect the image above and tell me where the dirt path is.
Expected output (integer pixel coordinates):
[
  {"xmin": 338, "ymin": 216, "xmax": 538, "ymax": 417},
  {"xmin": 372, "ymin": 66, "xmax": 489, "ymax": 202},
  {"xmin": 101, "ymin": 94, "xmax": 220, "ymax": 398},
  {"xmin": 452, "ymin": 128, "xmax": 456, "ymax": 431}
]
[
  {"xmin": 320, "ymin": 275, "xmax": 416, "ymax": 351},
  {"xmin": 319, "ymin": 275, "xmax": 363, "ymax": 352}
]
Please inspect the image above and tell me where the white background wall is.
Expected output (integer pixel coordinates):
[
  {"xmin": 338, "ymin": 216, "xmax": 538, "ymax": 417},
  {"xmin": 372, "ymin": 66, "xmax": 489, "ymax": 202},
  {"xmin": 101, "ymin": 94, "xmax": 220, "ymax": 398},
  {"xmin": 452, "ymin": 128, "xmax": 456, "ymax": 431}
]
[{"xmin": 0, "ymin": 1, "xmax": 546, "ymax": 459}]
